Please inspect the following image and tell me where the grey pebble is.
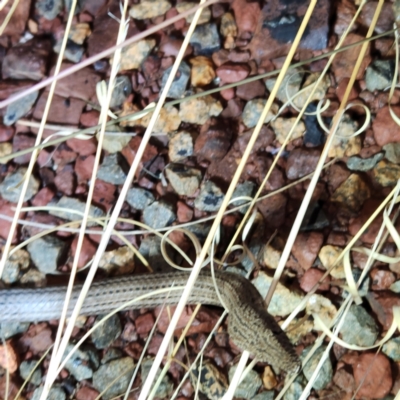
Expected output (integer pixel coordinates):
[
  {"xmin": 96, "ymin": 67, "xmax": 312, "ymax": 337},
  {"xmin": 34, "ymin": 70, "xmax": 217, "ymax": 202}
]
[
  {"xmin": 168, "ymin": 131, "xmax": 193, "ymax": 162},
  {"xmin": 35, "ymin": 0, "xmax": 63, "ymax": 20},
  {"xmin": 139, "ymin": 236, "xmax": 171, "ymax": 272},
  {"xmin": 301, "ymin": 345, "xmax": 332, "ymax": 390},
  {"xmin": 27, "ymin": 235, "xmax": 66, "ymax": 274},
  {"xmin": 0, "ymin": 321, "xmax": 30, "ymax": 339},
  {"xmin": 383, "ymin": 143, "xmax": 400, "ymax": 164},
  {"xmin": 97, "ymin": 153, "xmax": 127, "ymax": 185},
  {"xmin": 141, "ymin": 358, "xmax": 174, "ymax": 399},
  {"xmin": 143, "ymin": 200, "xmax": 176, "ymax": 229},
  {"xmin": 365, "ymin": 59, "xmax": 395, "ymax": 92},
  {"xmin": 91, "ymin": 314, "xmax": 122, "ymax": 349},
  {"xmin": 102, "ymin": 348, "xmax": 123, "ymax": 364},
  {"xmin": 383, "ymin": 337, "xmax": 400, "ymax": 362},
  {"xmin": 92, "ymin": 357, "xmax": 134, "ymax": 400},
  {"xmin": 231, "ymin": 181, "xmax": 256, "ymax": 213},
  {"xmin": 20, "ymin": 360, "xmax": 42, "ymax": 386},
  {"xmin": 110, "ymin": 75, "xmax": 132, "ymax": 108},
  {"xmin": 190, "ymin": 23, "xmax": 221, "ymax": 56},
  {"xmin": 126, "ymin": 187, "xmax": 155, "ymax": 210},
  {"xmin": 63, "ymin": 344, "xmax": 96, "ymax": 381},
  {"xmin": 0, "ymin": 168, "xmax": 40, "ymax": 203},
  {"xmin": 3, "ymin": 91, "xmax": 39, "ymax": 126},
  {"xmin": 228, "ymin": 365, "xmax": 262, "ymax": 399},
  {"xmin": 340, "ymin": 304, "xmax": 378, "ymax": 347},
  {"xmin": 161, "ymin": 62, "xmax": 190, "ymax": 99},
  {"xmin": 283, "ymin": 380, "xmax": 304, "ymax": 400},
  {"xmin": 53, "ymin": 39, "xmax": 84, "ymax": 64},
  {"xmin": 32, "ymin": 386, "xmax": 66, "ymax": 400},
  {"xmin": 253, "ymin": 392, "xmax": 275, "ymax": 400},
  {"xmin": 347, "ymin": 153, "xmax": 384, "ymax": 171},
  {"xmin": 194, "ymin": 181, "xmax": 224, "ymax": 212},
  {"xmin": 165, "ymin": 164, "xmax": 202, "ymax": 196}
]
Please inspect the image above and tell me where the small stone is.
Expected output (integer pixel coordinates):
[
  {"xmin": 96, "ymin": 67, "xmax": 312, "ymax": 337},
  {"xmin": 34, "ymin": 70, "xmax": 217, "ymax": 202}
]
[
  {"xmin": 49, "ymin": 196, "xmax": 104, "ymax": 226},
  {"xmin": 194, "ymin": 181, "xmax": 224, "ymax": 212},
  {"xmin": 301, "ymin": 345, "xmax": 333, "ymax": 390},
  {"xmin": 189, "ymin": 56, "xmax": 215, "ymax": 87},
  {"xmin": 68, "ymin": 23, "xmax": 91, "ymax": 45},
  {"xmin": 0, "ymin": 168, "xmax": 40, "ymax": 203},
  {"xmin": 19, "ymin": 360, "xmax": 42, "ymax": 386},
  {"xmin": 176, "ymin": 2, "xmax": 211, "ymax": 24},
  {"xmin": 283, "ymin": 380, "xmax": 304, "ymax": 400},
  {"xmin": 129, "ymin": 0, "xmax": 171, "ymax": 19},
  {"xmin": 292, "ymin": 232, "xmax": 324, "ymax": 270},
  {"xmin": 19, "ymin": 323, "xmax": 53, "ymax": 354},
  {"xmin": 285, "ymin": 148, "xmax": 320, "ymax": 180},
  {"xmin": 141, "ymin": 358, "xmax": 174, "ymax": 398},
  {"xmin": 231, "ymin": 181, "xmax": 256, "ymax": 213},
  {"xmin": 252, "ymin": 271, "xmax": 304, "ymax": 316},
  {"xmin": 236, "ymin": 80, "xmax": 266, "ymax": 101},
  {"xmin": 63, "ymin": 343, "xmax": 96, "ymax": 381},
  {"xmin": 365, "ymin": 59, "xmax": 395, "ymax": 92},
  {"xmin": 118, "ymin": 39, "xmax": 155, "ymax": 70},
  {"xmin": 99, "ymin": 246, "xmax": 135, "ymax": 275},
  {"xmin": 373, "ymin": 159, "xmax": 400, "ymax": 187},
  {"xmin": 92, "ymin": 357, "xmax": 134, "ymax": 400},
  {"xmin": 101, "ymin": 130, "xmax": 132, "ymax": 154},
  {"xmin": 318, "ymin": 245, "xmax": 346, "ymax": 279},
  {"xmin": 169, "ymin": 131, "xmax": 193, "ymax": 162},
  {"xmin": 179, "ymin": 94, "xmax": 222, "ymax": 124},
  {"xmin": 265, "ymin": 68, "xmax": 304, "ymax": 104},
  {"xmin": 53, "ymin": 39, "xmax": 84, "ymax": 63},
  {"xmin": 161, "ymin": 62, "xmax": 190, "ymax": 99},
  {"xmin": 262, "ymin": 366, "xmax": 277, "ymax": 390},
  {"xmin": 271, "ymin": 117, "xmax": 305, "ymax": 145},
  {"xmin": 347, "ymin": 152, "xmax": 384, "ymax": 171},
  {"xmin": 371, "ymin": 268, "xmax": 396, "ymax": 291},
  {"xmin": 253, "ymin": 392, "xmax": 275, "ymax": 400},
  {"xmin": 2, "ymin": 38, "xmax": 51, "ymax": 81},
  {"xmin": 97, "ymin": 153, "xmax": 127, "ymax": 185},
  {"xmin": 3, "ymin": 90, "xmax": 39, "ymax": 126},
  {"xmin": 328, "ymin": 116, "xmax": 362, "ymax": 158},
  {"xmin": 353, "ymin": 353, "xmax": 392, "ymax": 399},
  {"xmin": 2, "ymin": 248, "xmax": 29, "ymax": 284},
  {"xmin": 0, "ymin": 342, "xmax": 18, "ymax": 373},
  {"xmin": 242, "ymin": 99, "xmax": 278, "ymax": 128},
  {"xmin": 220, "ymin": 12, "xmax": 237, "ymax": 38},
  {"xmin": 91, "ymin": 314, "xmax": 122, "ymax": 349},
  {"xmin": 0, "ymin": 125, "xmax": 15, "ymax": 142},
  {"xmin": 35, "ymin": 0, "xmax": 62, "ymax": 19},
  {"xmin": 384, "ymin": 142, "xmax": 400, "ymax": 163},
  {"xmin": 110, "ymin": 75, "xmax": 132, "ymax": 108},
  {"xmin": 293, "ymin": 73, "xmax": 330, "ymax": 109},
  {"xmin": 0, "ymin": 0, "xmax": 30, "ymax": 37},
  {"xmin": 191, "ymin": 361, "xmax": 227, "ymax": 400},
  {"xmin": 189, "ymin": 23, "xmax": 221, "ymax": 56},
  {"xmin": 373, "ymin": 106, "xmax": 400, "ymax": 146},
  {"xmin": 32, "ymin": 386, "xmax": 66, "ymax": 400},
  {"xmin": 126, "ymin": 187, "xmax": 154, "ymax": 210},
  {"xmin": 165, "ymin": 164, "xmax": 202, "ymax": 196},
  {"xmin": 139, "ymin": 236, "xmax": 169, "ymax": 272},
  {"xmin": 20, "ymin": 268, "xmax": 46, "ymax": 287},
  {"xmin": 300, "ymin": 268, "xmax": 330, "ymax": 292},
  {"xmin": 0, "ymin": 322, "xmax": 29, "ymax": 340},
  {"xmin": 27, "ymin": 235, "xmax": 66, "ymax": 274},
  {"xmin": 331, "ymin": 173, "xmax": 370, "ymax": 213},
  {"xmin": 306, "ymin": 294, "xmax": 337, "ymax": 329},
  {"xmin": 216, "ymin": 62, "xmax": 250, "ymax": 84},
  {"xmin": 71, "ymin": 235, "xmax": 97, "ymax": 269},
  {"xmin": 228, "ymin": 364, "xmax": 262, "ymax": 399},
  {"xmin": 284, "ymin": 318, "xmax": 313, "ymax": 344},
  {"xmin": 143, "ymin": 201, "xmax": 176, "ymax": 229},
  {"xmin": 75, "ymin": 387, "xmax": 99, "ymax": 400},
  {"xmin": 383, "ymin": 337, "xmax": 400, "ymax": 361}
]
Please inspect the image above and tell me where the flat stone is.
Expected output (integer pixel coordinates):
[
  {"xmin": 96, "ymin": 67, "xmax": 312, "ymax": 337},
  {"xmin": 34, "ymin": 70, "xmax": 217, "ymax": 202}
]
[
  {"xmin": 265, "ymin": 68, "xmax": 304, "ymax": 104},
  {"xmin": 216, "ymin": 62, "xmax": 250, "ymax": 84},
  {"xmin": 347, "ymin": 153, "xmax": 384, "ymax": 171},
  {"xmin": 231, "ymin": 181, "xmax": 256, "ymax": 213},
  {"xmin": 32, "ymin": 386, "xmax": 66, "ymax": 400},
  {"xmin": 383, "ymin": 142, "xmax": 400, "ymax": 163},
  {"xmin": 179, "ymin": 94, "xmax": 222, "ymax": 125},
  {"xmin": 383, "ymin": 337, "xmax": 400, "ymax": 362},
  {"xmin": 271, "ymin": 117, "xmax": 305, "ymax": 144},
  {"xmin": 373, "ymin": 106, "xmax": 400, "ymax": 146},
  {"xmin": 0, "ymin": 168, "xmax": 40, "ymax": 203},
  {"xmin": 3, "ymin": 90, "xmax": 39, "ymax": 126},
  {"xmin": 189, "ymin": 23, "xmax": 221, "ymax": 56},
  {"xmin": 19, "ymin": 360, "xmax": 42, "ymax": 386},
  {"xmin": 35, "ymin": 0, "xmax": 63, "ymax": 19},
  {"xmin": 373, "ymin": 160, "xmax": 400, "ymax": 187},
  {"xmin": 92, "ymin": 357, "xmax": 134, "ymax": 400},
  {"xmin": 318, "ymin": 245, "xmax": 345, "ymax": 279},
  {"xmin": 0, "ymin": 322, "xmax": 29, "ymax": 340},
  {"xmin": 341, "ymin": 305, "xmax": 379, "ymax": 346},
  {"xmin": 2, "ymin": 38, "xmax": 52, "ymax": 81},
  {"xmin": 63, "ymin": 344, "xmax": 96, "ymax": 381},
  {"xmin": 365, "ymin": 59, "xmax": 395, "ymax": 92},
  {"xmin": 118, "ymin": 39, "xmax": 155, "ymax": 70},
  {"xmin": 129, "ymin": 0, "xmax": 171, "ymax": 19},
  {"xmin": 143, "ymin": 201, "xmax": 176, "ymax": 229},
  {"xmin": 292, "ymin": 231, "xmax": 324, "ymax": 270},
  {"xmin": 91, "ymin": 314, "xmax": 122, "ymax": 349},
  {"xmin": 110, "ymin": 75, "xmax": 132, "ymax": 108},
  {"xmin": 126, "ymin": 187, "xmax": 154, "ymax": 210},
  {"xmin": 236, "ymin": 80, "xmax": 266, "ymax": 101},
  {"xmin": 168, "ymin": 131, "xmax": 193, "ymax": 162},
  {"xmin": 189, "ymin": 56, "xmax": 215, "ymax": 87},
  {"xmin": 141, "ymin": 358, "xmax": 174, "ymax": 399},
  {"xmin": 252, "ymin": 271, "xmax": 304, "ymax": 316},
  {"xmin": 0, "ymin": 0, "xmax": 30, "ymax": 37},
  {"xmin": 286, "ymin": 148, "xmax": 320, "ymax": 180},
  {"xmin": 27, "ymin": 235, "xmax": 66, "ymax": 274},
  {"xmin": 301, "ymin": 346, "xmax": 333, "ymax": 390},
  {"xmin": 165, "ymin": 164, "xmax": 202, "ymax": 196},
  {"xmin": 97, "ymin": 153, "xmax": 127, "ymax": 185},
  {"xmin": 161, "ymin": 62, "xmax": 190, "ymax": 99},
  {"xmin": 194, "ymin": 181, "xmax": 224, "ymax": 212},
  {"xmin": 53, "ymin": 39, "xmax": 84, "ymax": 63},
  {"xmin": 242, "ymin": 99, "xmax": 278, "ymax": 128},
  {"xmin": 228, "ymin": 365, "xmax": 262, "ymax": 399}
]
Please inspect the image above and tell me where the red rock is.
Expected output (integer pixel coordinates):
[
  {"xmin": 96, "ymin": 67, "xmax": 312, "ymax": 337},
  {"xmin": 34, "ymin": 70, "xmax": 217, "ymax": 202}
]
[
  {"xmin": 292, "ymin": 232, "xmax": 324, "ymax": 270},
  {"xmin": 236, "ymin": 80, "xmax": 266, "ymax": 101},
  {"xmin": 0, "ymin": 201, "xmax": 25, "ymax": 243},
  {"xmin": 328, "ymin": 163, "xmax": 351, "ymax": 192},
  {"xmin": 336, "ymin": 78, "xmax": 358, "ymax": 103},
  {"xmin": 33, "ymin": 93, "xmax": 86, "ymax": 125},
  {"xmin": 256, "ymin": 192, "xmax": 287, "ymax": 228},
  {"xmin": 300, "ymin": 268, "xmax": 330, "ymax": 292},
  {"xmin": 31, "ymin": 187, "xmax": 55, "ymax": 207},
  {"xmin": 370, "ymin": 268, "xmax": 395, "ymax": 290},
  {"xmin": 0, "ymin": 0, "xmax": 30, "ymax": 37},
  {"xmin": 71, "ymin": 235, "xmax": 97, "ymax": 268},
  {"xmin": 221, "ymin": 98, "xmax": 244, "ymax": 118},
  {"xmin": 231, "ymin": 0, "xmax": 260, "ymax": 38},
  {"xmin": 79, "ymin": 110, "xmax": 100, "ymax": 128},
  {"xmin": 373, "ymin": 106, "xmax": 400, "ymax": 146},
  {"xmin": 359, "ymin": 1, "xmax": 394, "ymax": 35},
  {"xmin": 75, "ymin": 155, "xmax": 95, "ymax": 182},
  {"xmin": 353, "ymin": 353, "xmax": 392, "ymax": 399},
  {"xmin": 177, "ymin": 201, "xmax": 193, "ymax": 223},
  {"xmin": 135, "ymin": 313, "xmax": 155, "ymax": 336},
  {"xmin": 155, "ymin": 306, "xmax": 197, "ymax": 334},
  {"xmin": 216, "ymin": 63, "xmax": 250, "ymax": 84},
  {"xmin": 24, "ymin": 213, "xmax": 66, "ymax": 237},
  {"xmin": 367, "ymin": 292, "xmax": 400, "ymax": 330},
  {"xmin": 0, "ymin": 342, "xmax": 18, "ymax": 373},
  {"xmin": 333, "ymin": 367, "xmax": 355, "ymax": 394},
  {"xmin": 12, "ymin": 134, "xmax": 35, "ymax": 164},
  {"xmin": 228, "ymin": 50, "xmax": 251, "ymax": 64},
  {"xmin": 92, "ymin": 179, "xmax": 116, "ymax": 212},
  {"xmin": 75, "ymin": 386, "xmax": 100, "ymax": 400},
  {"xmin": 54, "ymin": 168, "xmax": 75, "ymax": 195},
  {"xmin": 0, "ymin": 80, "xmax": 35, "ymax": 101},
  {"xmin": 332, "ymin": 33, "xmax": 371, "ymax": 81},
  {"xmin": 52, "ymin": 147, "xmax": 77, "ymax": 168},
  {"xmin": 0, "ymin": 125, "xmax": 14, "ymax": 142},
  {"xmin": 66, "ymin": 137, "xmax": 97, "ymax": 156},
  {"xmin": 147, "ymin": 333, "xmax": 164, "ymax": 355},
  {"xmin": 220, "ymin": 87, "xmax": 235, "ymax": 100},
  {"xmin": 211, "ymin": 49, "xmax": 230, "ymax": 67},
  {"xmin": 120, "ymin": 321, "xmax": 138, "ymax": 342},
  {"xmin": 18, "ymin": 323, "xmax": 54, "ymax": 354},
  {"xmin": 286, "ymin": 148, "xmax": 321, "ymax": 180}
]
